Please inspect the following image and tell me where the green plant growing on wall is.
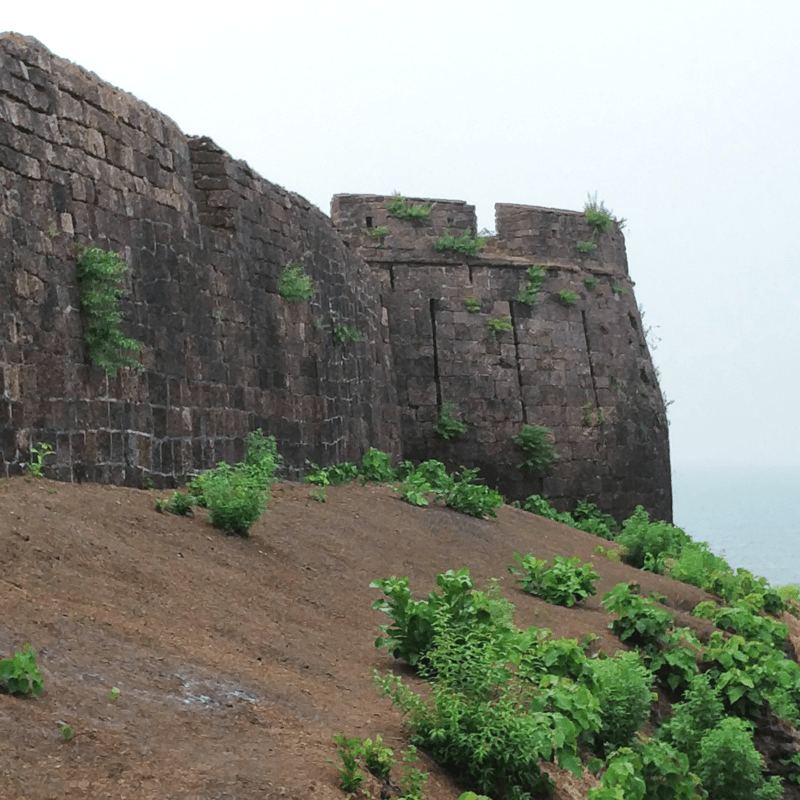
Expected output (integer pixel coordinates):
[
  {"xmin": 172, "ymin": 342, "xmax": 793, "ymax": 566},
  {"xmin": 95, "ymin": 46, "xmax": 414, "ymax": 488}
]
[
  {"xmin": 577, "ymin": 240, "xmax": 598, "ymax": 253},
  {"xmin": 435, "ymin": 403, "xmax": 467, "ymax": 441},
  {"xmin": 487, "ymin": 315, "xmax": 513, "ymax": 339},
  {"xmin": 434, "ymin": 230, "xmax": 486, "ymax": 257},
  {"xmin": 332, "ymin": 315, "xmax": 364, "ymax": 345},
  {"xmin": 76, "ymin": 245, "xmax": 144, "ymax": 376},
  {"xmin": 364, "ymin": 225, "xmax": 389, "ymax": 247},
  {"xmin": 386, "ymin": 194, "xmax": 434, "ymax": 220},
  {"xmin": 513, "ymin": 424, "xmax": 557, "ymax": 472},
  {"xmin": 576, "ymin": 193, "xmax": 624, "ymax": 257},
  {"xmin": 557, "ymin": 289, "xmax": 579, "ymax": 307},
  {"xmin": 516, "ymin": 264, "xmax": 546, "ymax": 305},
  {"xmin": 584, "ymin": 275, "xmax": 600, "ymax": 290},
  {"xmin": 25, "ymin": 442, "xmax": 54, "ymax": 477},
  {"xmin": 278, "ymin": 263, "xmax": 314, "ymax": 301},
  {"xmin": 463, "ymin": 295, "xmax": 481, "ymax": 312}
]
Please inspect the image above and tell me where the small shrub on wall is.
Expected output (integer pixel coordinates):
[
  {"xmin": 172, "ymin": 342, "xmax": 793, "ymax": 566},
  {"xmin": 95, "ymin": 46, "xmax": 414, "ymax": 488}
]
[{"xmin": 513, "ymin": 424, "xmax": 557, "ymax": 473}]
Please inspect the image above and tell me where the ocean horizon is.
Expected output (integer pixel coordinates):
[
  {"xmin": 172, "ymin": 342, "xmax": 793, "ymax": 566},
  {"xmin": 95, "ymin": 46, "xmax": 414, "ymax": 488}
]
[{"xmin": 671, "ymin": 461, "xmax": 800, "ymax": 588}]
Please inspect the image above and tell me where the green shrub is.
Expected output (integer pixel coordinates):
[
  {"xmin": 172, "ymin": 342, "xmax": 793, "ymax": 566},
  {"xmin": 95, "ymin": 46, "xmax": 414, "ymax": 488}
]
[
  {"xmin": 386, "ymin": 194, "xmax": 434, "ymax": 220},
  {"xmin": 584, "ymin": 275, "xmax": 600, "ymax": 290},
  {"xmin": 659, "ymin": 673, "xmax": 724, "ymax": 767},
  {"xmin": 577, "ymin": 240, "xmax": 597, "ymax": 253},
  {"xmin": 444, "ymin": 468, "xmax": 503, "ymax": 519},
  {"xmin": 665, "ymin": 540, "xmax": 732, "ymax": 588},
  {"xmin": 486, "ymin": 315, "xmax": 513, "ymax": 338},
  {"xmin": 570, "ymin": 501, "xmax": 617, "ymax": 539},
  {"xmin": 377, "ymin": 624, "xmax": 584, "ymax": 798},
  {"xmin": 601, "ymin": 582, "xmax": 674, "ymax": 653},
  {"xmin": 370, "ymin": 569, "xmax": 513, "ymax": 667},
  {"xmin": 360, "ymin": 447, "xmax": 395, "ymax": 483},
  {"xmin": 588, "ymin": 651, "xmax": 654, "ymax": 750},
  {"xmin": 76, "ymin": 245, "xmax": 144, "ymax": 376},
  {"xmin": 616, "ymin": 506, "xmax": 690, "ymax": 572},
  {"xmin": 304, "ymin": 460, "xmax": 360, "ymax": 485},
  {"xmin": 360, "ymin": 734, "xmax": 396, "ymax": 779},
  {"xmin": 191, "ymin": 462, "xmax": 268, "ymax": 536},
  {"xmin": 557, "ymin": 289, "xmax": 579, "ymax": 306},
  {"xmin": 695, "ymin": 717, "xmax": 782, "ymax": 800},
  {"xmin": 188, "ymin": 430, "xmax": 279, "ymax": 536},
  {"xmin": 648, "ymin": 627, "xmax": 702, "ymax": 695},
  {"xmin": 516, "ymin": 630, "xmax": 591, "ymax": 682},
  {"xmin": 516, "ymin": 265, "xmax": 546, "ymax": 305},
  {"xmin": 510, "ymin": 553, "xmax": 599, "ymax": 607},
  {"xmin": 513, "ymin": 424, "xmax": 557, "ymax": 473},
  {"xmin": 332, "ymin": 734, "xmax": 365, "ymax": 792},
  {"xmin": 435, "ymin": 403, "xmax": 467, "ymax": 441},
  {"xmin": 693, "ymin": 598, "xmax": 788, "ymax": 649},
  {"xmin": 0, "ymin": 644, "xmax": 44, "ymax": 697},
  {"xmin": 463, "ymin": 295, "xmax": 481, "ymax": 312},
  {"xmin": 155, "ymin": 491, "xmax": 195, "ymax": 516},
  {"xmin": 434, "ymin": 230, "xmax": 486, "ymax": 257},
  {"xmin": 519, "ymin": 493, "xmax": 562, "ymax": 519},
  {"xmin": 589, "ymin": 739, "xmax": 701, "ymax": 800},
  {"xmin": 277, "ymin": 263, "xmax": 314, "ymax": 301}
]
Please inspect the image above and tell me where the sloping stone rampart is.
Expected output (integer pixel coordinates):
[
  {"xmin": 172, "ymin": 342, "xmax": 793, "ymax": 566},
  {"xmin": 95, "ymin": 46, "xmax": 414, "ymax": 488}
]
[
  {"xmin": 0, "ymin": 33, "xmax": 401, "ymax": 486},
  {"xmin": 0, "ymin": 33, "xmax": 671, "ymax": 521}
]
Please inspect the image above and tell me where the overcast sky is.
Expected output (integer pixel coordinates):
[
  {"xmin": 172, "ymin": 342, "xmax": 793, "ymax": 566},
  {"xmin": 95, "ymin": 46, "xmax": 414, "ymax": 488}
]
[{"xmin": 5, "ymin": 0, "xmax": 799, "ymax": 469}]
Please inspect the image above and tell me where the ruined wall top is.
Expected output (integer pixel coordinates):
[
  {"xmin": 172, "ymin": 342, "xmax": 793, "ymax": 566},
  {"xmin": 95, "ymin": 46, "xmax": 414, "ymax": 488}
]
[{"xmin": 331, "ymin": 194, "xmax": 629, "ymax": 274}]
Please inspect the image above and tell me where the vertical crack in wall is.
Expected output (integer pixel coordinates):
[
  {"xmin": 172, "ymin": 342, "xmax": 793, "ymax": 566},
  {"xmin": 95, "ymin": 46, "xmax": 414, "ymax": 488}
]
[
  {"xmin": 581, "ymin": 309, "xmax": 600, "ymax": 408},
  {"xmin": 429, "ymin": 298, "xmax": 442, "ymax": 408},
  {"xmin": 509, "ymin": 302, "xmax": 528, "ymax": 424},
  {"xmin": 389, "ymin": 265, "xmax": 395, "ymax": 291}
]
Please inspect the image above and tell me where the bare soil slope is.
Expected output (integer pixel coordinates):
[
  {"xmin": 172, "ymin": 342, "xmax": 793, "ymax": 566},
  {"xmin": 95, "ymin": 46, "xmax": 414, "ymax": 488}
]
[{"xmin": 0, "ymin": 476, "xmax": 741, "ymax": 799}]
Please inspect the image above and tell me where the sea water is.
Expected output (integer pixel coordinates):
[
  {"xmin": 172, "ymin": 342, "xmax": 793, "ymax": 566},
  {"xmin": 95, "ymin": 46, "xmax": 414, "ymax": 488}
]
[{"xmin": 671, "ymin": 462, "xmax": 800, "ymax": 588}]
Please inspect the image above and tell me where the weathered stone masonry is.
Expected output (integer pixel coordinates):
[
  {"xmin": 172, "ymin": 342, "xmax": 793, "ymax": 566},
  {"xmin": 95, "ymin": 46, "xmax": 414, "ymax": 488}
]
[{"xmin": 0, "ymin": 33, "xmax": 671, "ymax": 521}]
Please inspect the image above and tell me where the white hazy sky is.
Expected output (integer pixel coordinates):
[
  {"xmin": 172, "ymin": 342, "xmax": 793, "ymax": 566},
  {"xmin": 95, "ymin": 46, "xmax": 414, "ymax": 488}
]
[{"xmin": 5, "ymin": 0, "xmax": 799, "ymax": 469}]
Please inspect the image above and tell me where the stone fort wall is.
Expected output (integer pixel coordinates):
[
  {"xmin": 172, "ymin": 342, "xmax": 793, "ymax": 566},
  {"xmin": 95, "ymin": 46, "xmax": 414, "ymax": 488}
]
[{"xmin": 0, "ymin": 33, "xmax": 671, "ymax": 520}]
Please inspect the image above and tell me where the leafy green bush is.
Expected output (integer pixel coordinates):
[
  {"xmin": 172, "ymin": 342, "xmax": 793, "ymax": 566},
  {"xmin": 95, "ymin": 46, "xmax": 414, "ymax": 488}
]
[
  {"xmin": 513, "ymin": 424, "xmax": 557, "ymax": 473},
  {"xmin": 648, "ymin": 627, "xmax": 702, "ymax": 695},
  {"xmin": 486, "ymin": 315, "xmax": 513, "ymax": 338},
  {"xmin": 434, "ymin": 230, "xmax": 486, "ymax": 257},
  {"xmin": 693, "ymin": 598, "xmax": 788, "ymax": 649},
  {"xmin": 191, "ymin": 462, "xmax": 268, "ymax": 536},
  {"xmin": 304, "ymin": 460, "xmax": 360, "ymax": 485},
  {"xmin": 444, "ymin": 468, "xmax": 503, "ymax": 519},
  {"xmin": 577, "ymin": 240, "xmax": 597, "ymax": 253},
  {"xmin": 694, "ymin": 717, "xmax": 782, "ymax": 800},
  {"xmin": 516, "ymin": 265, "xmax": 546, "ymax": 305},
  {"xmin": 332, "ymin": 734, "xmax": 365, "ymax": 792},
  {"xmin": 434, "ymin": 403, "xmax": 467, "ymax": 441},
  {"xmin": 584, "ymin": 275, "xmax": 600, "ymax": 290},
  {"xmin": 602, "ymin": 582, "xmax": 675, "ymax": 653},
  {"xmin": 510, "ymin": 553, "xmax": 599, "ymax": 607},
  {"xmin": 616, "ymin": 506, "xmax": 690, "ymax": 572},
  {"xmin": 370, "ymin": 569, "xmax": 513, "ymax": 667},
  {"xmin": 659, "ymin": 673, "xmax": 724, "ymax": 767},
  {"xmin": 0, "ymin": 644, "xmax": 44, "ymax": 697},
  {"xmin": 557, "ymin": 289, "xmax": 579, "ymax": 306},
  {"xmin": 359, "ymin": 734, "xmax": 396, "ymax": 779},
  {"xmin": 188, "ymin": 430, "xmax": 280, "ymax": 536},
  {"xmin": 665, "ymin": 540, "xmax": 732, "ymax": 588},
  {"xmin": 360, "ymin": 447, "xmax": 395, "ymax": 483},
  {"xmin": 588, "ymin": 651, "xmax": 654, "ymax": 750},
  {"xmin": 76, "ymin": 245, "xmax": 144, "ymax": 376},
  {"xmin": 377, "ymin": 623, "xmax": 584, "ymax": 798},
  {"xmin": 589, "ymin": 739, "xmax": 701, "ymax": 800},
  {"xmin": 571, "ymin": 501, "xmax": 618, "ymax": 538},
  {"xmin": 155, "ymin": 491, "xmax": 195, "ymax": 516},
  {"xmin": 516, "ymin": 630, "xmax": 591, "ymax": 682},
  {"xmin": 277, "ymin": 263, "xmax": 314, "ymax": 301},
  {"xmin": 386, "ymin": 194, "xmax": 434, "ymax": 220},
  {"xmin": 364, "ymin": 224, "xmax": 389, "ymax": 240}
]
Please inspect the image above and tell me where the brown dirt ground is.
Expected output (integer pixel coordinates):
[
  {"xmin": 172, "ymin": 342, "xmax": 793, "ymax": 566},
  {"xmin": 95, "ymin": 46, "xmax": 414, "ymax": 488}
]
[{"xmin": 0, "ymin": 476, "xmax": 792, "ymax": 800}]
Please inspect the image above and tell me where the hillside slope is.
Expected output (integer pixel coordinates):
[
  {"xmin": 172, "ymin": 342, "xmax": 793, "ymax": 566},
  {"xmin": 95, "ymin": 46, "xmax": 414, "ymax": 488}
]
[{"xmin": 0, "ymin": 476, "xmax": 762, "ymax": 799}]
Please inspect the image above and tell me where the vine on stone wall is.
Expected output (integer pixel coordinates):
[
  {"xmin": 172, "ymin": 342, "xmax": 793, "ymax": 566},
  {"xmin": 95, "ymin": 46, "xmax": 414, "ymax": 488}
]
[{"xmin": 76, "ymin": 245, "xmax": 144, "ymax": 377}]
